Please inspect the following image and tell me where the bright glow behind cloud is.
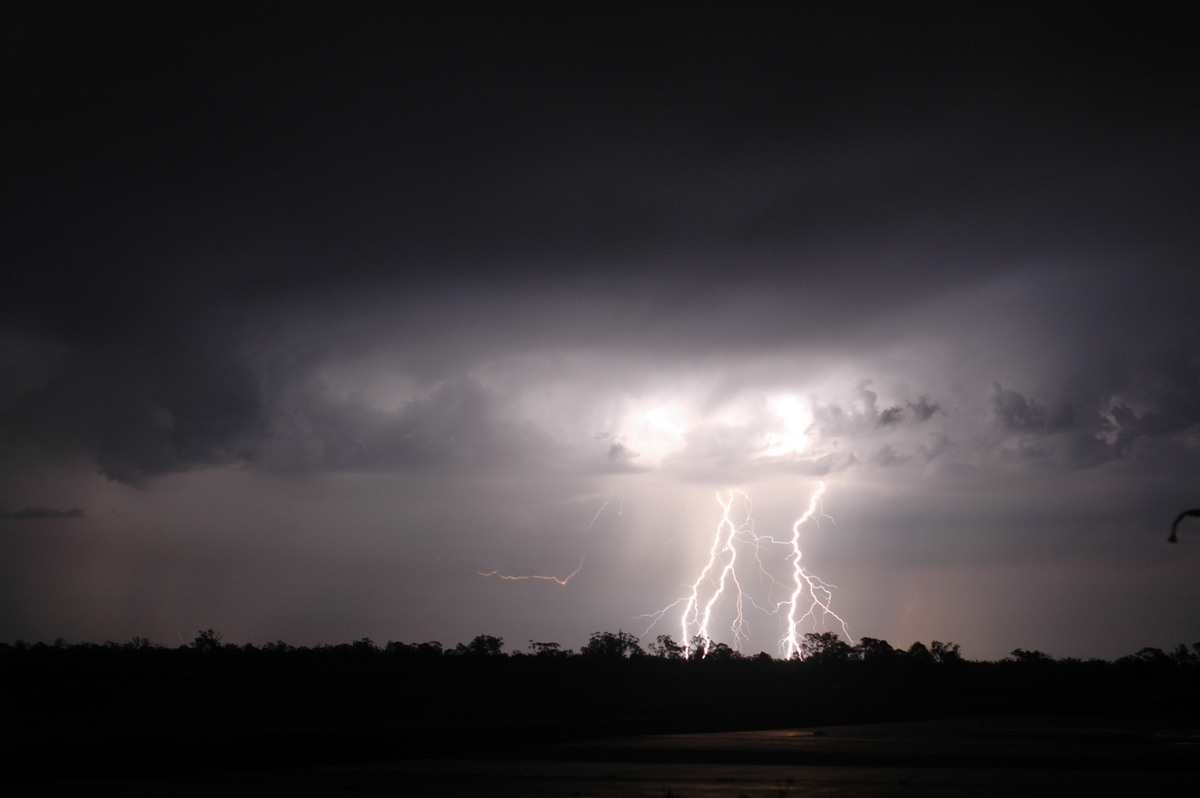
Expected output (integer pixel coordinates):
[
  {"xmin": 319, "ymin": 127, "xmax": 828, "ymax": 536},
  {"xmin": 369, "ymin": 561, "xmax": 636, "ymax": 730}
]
[
  {"xmin": 618, "ymin": 402, "xmax": 692, "ymax": 467},
  {"xmin": 764, "ymin": 395, "xmax": 812, "ymax": 458},
  {"xmin": 331, "ymin": 347, "xmax": 933, "ymax": 478},
  {"xmin": 603, "ymin": 391, "xmax": 819, "ymax": 470}
]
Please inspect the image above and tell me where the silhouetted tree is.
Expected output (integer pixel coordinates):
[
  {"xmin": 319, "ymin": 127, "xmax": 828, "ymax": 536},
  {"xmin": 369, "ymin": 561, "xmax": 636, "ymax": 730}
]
[
  {"xmin": 351, "ymin": 637, "xmax": 378, "ymax": 656},
  {"xmin": 581, "ymin": 630, "xmax": 643, "ymax": 659},
  {"xmin": 1170, "ymin": 643, "xmax": 1197, "ymax": 666},
  {"xmin": 648, "ymin": 634, "xmax": 684, "ymax": 659},
  {"xmin": 703, "ymin": 641, "xmax": 741, "ymax": 662},
  {"xmin": 416, "ymin": 641, "xmax": 443, "ymax": 658},
  {"xmin": 384, "ymin": 640, "xmax": 411, "ymax": 656},
  {"xmin": 906, "ymin": 641, "xmax": 936, "ymax": 666},
  {"xmin": 387, "ymin": 640, "xmax": 443, "ymax": 658},
  {"xmin": 460, "ymin": 634, "xmax": 504, "ymax": 657},
  {"xmin": 1009, "ymin": 648, "xmax": 1053, "ymax": 664},
  {"xmin": 930, "ymin": 640, "xmax": 962, "ymax": 664},
  {"xmin": 800, "ymin": 632, "xmax": 851, "ymax": 664},
  {"xmin": 684, "ymin": 635, "xmax": 743, "ymax": 660},
  {"xmin": 528, "ymin": 640, "xmax": 569, "ymax": 657},
  {"xmin": 854, "ymin": 636, "xmax": 898, "ymax": 664},
  {"xmin": 1132, "ymin": 647, "xmax": 1170, "ymax": 665},
  {"xmin": 192, "ymin": 629, "xmax": 223, "ymax": 653},
  {"xmin": 1116, "ymin": 647, "xmax": 1181, "ymax": 674}
]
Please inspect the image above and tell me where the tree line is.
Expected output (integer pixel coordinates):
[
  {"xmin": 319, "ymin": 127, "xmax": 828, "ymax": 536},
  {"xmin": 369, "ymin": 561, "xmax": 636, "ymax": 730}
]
[
  {"xmin": 5, "ymin": 629, "xmax": 1199, "ymax": 780},
  {"xmin": 5, "ymin": 628, "xmax": 1199, "ymax": 669}
]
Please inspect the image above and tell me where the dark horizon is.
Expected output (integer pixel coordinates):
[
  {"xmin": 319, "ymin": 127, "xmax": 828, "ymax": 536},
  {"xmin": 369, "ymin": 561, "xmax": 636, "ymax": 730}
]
[{"xmin": 7, "ymin": 628, "xmax": 1198, "ymax": 669}]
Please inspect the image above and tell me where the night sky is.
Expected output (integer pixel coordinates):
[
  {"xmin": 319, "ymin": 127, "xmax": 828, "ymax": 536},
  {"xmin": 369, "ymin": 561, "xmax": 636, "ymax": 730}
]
[{"xmin": 4, "ymin": 5, "xmax": 1199, "ymax": 660}]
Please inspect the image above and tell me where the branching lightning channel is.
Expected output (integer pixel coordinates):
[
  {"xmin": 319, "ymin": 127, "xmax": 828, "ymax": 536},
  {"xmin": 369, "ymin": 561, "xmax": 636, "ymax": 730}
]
[
  {"xmin": 479, "ymin": 495, "xmax": 618, "ymax": 587},
  {"xmin": 643, "ymin": 480, "xmax": 853, "ymax": 659},
  {"xmin": 672, "ymin": 490, "xmax": 735, "ymax": 657},
  {"xmin": 779, "ymin": 480, "xmax": 852, "ymax": 658}
]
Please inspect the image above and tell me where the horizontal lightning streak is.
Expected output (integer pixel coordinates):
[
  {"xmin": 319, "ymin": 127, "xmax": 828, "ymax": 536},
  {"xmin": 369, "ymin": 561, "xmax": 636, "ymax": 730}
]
[
  {"xmin": 479, "ymin": 495, "xmax": 617, "ymax": 587},
  {"xmin": 478, "ymin": 548, "xmax": 588, "ymax": 586}
]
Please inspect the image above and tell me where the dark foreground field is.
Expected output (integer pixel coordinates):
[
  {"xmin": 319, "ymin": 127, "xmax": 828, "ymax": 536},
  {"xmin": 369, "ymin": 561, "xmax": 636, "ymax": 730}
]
[
  {"xmin": 4, "ymin": 640, "xmax": 1198, "ymax": 795},
  {"xmin": 9, "ymin": 716, "xmax": 1200, "ymax": 797}
]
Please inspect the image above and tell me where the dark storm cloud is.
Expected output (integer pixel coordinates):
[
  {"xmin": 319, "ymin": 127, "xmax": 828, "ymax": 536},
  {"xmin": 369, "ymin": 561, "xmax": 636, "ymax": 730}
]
[
  {"xmin": 0, "ymin": 330, "xmax": 554, "ymax": 482},
  {"xmin": 869, "ymin": 393, "xmax": 941, "ymax": 431},
  {"xmin": 907, "ymin": 397, "xmax": 942, "ymax": 423},
  {"xmin": 253, "ymin": 376, "xmax": 550, "ymax": 472},
  {"xmin": 603, "ymin": 439, "xmax": 637, "ymax": 468},
  {"xmin": 2, "ymin": 0, "xmax": 1197, "ymax": 488},
  {"xmin": 7, "ymin": 5, "xmax": 1197, "ymax": 315},
  {"xmin": 991, "ymin": 384, "xmax": 1075, "ymax": 434},
  {"xmin": 986, "ymin": 349, "xmax": 1200, "ymax": 470},
  {"xmin": 1105, "ymin": 352, "xmax": 1200, "ymax": 450},
  {"xmin": 0, "ymin": 333, "xmax": 263, "ymax": 483},
  {"xmin": 0, "ymin": 505, "xmax": 83, "ymax": 521},
  {"xmin": 812, "ymin": 381, "xmax": 947, "ymax": 442}
]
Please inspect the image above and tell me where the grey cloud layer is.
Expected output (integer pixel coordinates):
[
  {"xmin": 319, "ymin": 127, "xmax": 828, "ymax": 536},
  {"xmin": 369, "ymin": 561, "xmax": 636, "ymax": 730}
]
[{"xmin": 3, "ymin": 256, "xmax": 1199, "ymax": 485}]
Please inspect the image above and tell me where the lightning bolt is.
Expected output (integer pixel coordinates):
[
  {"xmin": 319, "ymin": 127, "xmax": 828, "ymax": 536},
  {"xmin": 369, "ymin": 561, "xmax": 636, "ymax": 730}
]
[
  {"xmin": 643, "ymin": 480, "xmax": 853, "ymax": 659},
  {"xmin": 678, "ymin": 490, "xmax": 747, "ymax": 657},
  {"xmin": 479, "ymin": 495, "xmax": 618, "ymax": 587},
  {"xmin": 779, "ymin": 480, "xmax": 852, "ymax": 658}
]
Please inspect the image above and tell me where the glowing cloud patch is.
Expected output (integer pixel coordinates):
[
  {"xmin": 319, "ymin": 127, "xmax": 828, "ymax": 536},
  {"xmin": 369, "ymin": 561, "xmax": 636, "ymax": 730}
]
[
  {"xmin": 614, "ymin": 402, "xmax": 693, "ymax": 466},
  {"xmin": 764, "ymin": 395, "xmax": 812, "ymax": 457}
]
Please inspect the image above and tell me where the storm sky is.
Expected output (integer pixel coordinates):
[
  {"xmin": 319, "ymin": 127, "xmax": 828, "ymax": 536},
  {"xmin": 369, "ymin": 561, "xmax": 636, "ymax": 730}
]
[{"xmin": 4, "ymin": 5, "xmax": 1199, "ymax": 659}]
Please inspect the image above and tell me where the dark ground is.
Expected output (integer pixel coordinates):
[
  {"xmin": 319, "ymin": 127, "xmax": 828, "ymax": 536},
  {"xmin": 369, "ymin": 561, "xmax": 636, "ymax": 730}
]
[
  {"xmin": 3, "ymin": 644, "xmax": 1198, "ymax": 794},
  {"xmin": 9, "ymin": 716, "xmax": 1200, "ymax": 797}
]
